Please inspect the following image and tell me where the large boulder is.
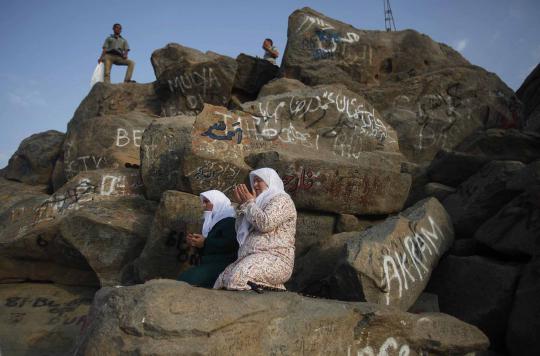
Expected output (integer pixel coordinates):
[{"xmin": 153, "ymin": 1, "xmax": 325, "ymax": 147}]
[
  {"xmin": 0, "ymin": 170, "xmax": 155, "ymax": 287},
  {"xmin": 506, "ymin": 256, "xmax": 540, "ymax": 356},
  {"xmin": 74, "ymin": 279, "xmax": 489, "ymax": 355},
  {"xmin": 151, "ymin": 43, "xmax": 237, "ymax": 116},
  {"xmin": 281, "ymin": 7, "xmax": 518, "ymax": 163},
  {"xmin": 454, "ymin": 128, "xmax": 540, "ymax": 163},
  {"xmin": 232, "ymin": 53, "xmax": 280, "ymax": 102},
  {"xmin": 295, "ymin": 210, "xmax": 335, "ymax": 257},
  {"xmin": 0, "ymin": 283, "xmax": 95, "ymax": 356},
  {"xmin": 142, "ymin": 99, "xmax": 411, "ymax": 215},
  {"xmin": 474, "ymin": 192, "xmax": 540, "ymax": 258},
  {"xmin": 134, "ymin": 190, "xmax": 203, "ymax": 282},
  {"xmin": 282, "ymin": 7, "xmax": 468, "ymax": 90},
  {"xmin": 257, "ymin": 77, "xmax": 307, "ymax": 98},
  {"xmin": 443, "ymin": 160, "xmax": 525, "ymax": 238},
  {"xmin": 63, "ymin": 83, "xmax": 160, "ymax": 180},
  {"xmin": 517, "ymin": 62, "xmax": 540, "ymax": 132},
  {"xmin": 332, "ymin": 198, "xmax": 454, "ymax": 310},
  {"xmin": 4, "ymin": 130, "xmax": 64, "ymax": 187},
  {"xmin": 426, "ymin": 255, "xmax": 521, "ymax": 352}
]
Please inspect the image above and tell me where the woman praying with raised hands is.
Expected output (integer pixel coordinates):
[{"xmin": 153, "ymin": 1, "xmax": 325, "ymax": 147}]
[{"xmin": 213, "ymin": 168, "xmax": 297, "ymax": 291}]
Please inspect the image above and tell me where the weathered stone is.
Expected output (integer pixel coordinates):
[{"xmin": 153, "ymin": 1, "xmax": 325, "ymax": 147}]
[
  {"xmin": 59, "ymin": 197, "xmax": 155, "ymax": 286},
  {"xmin": 287, "ymin": 232, "xmax": 352, "ymax": 296},
  {"xmin": 232, "ymin": 53, "xmax": 279, "ymax": 102},
  {"xmin": 241, "ymin": 84, "xmax": 400, "ymax": 155},
  {"xmin": 134, "ymin": 190, "xmax": 203, "ymax": 282},
  {"xmin": 474, "ymin": 193, "xmax": 540, "ymax": 258},
  {"xmin": 71, "ymin": 82, "xmax": 161, "ymax": 121},
  {"xmin": 443, "ymin": 160, "xmax": 525, "ymax": 238},
  {"xmin": 506, "ymin": 256, "xmax": 540, "ymax": 356},
  {"xmin": 295, "ymin": 211, "xmax": 335, "ymax": 257},
  {"xmin": 0, "ymin": 171, "xmax": 155, "ymax": 287},
  {"xmin": 517, "ymin": 62, "xmax": 540, "ymax": 132},
  {"xmin": 333, "ymin": 198, "xmax": 454, "ymax": 310},
  {"xmin": 426, "ymin": 255, "xmax": 521, "ymax": 352},
  {"xmin": 257, "ymin": 77, "xmax": 307, "ymax": 98},
  {"xmin": 363, "ymin": 69, "xmax": 518, "ymax": 163},
  {"xmin": 74, "ymin": 279, "xmax": 489, "ymax": 355},
  {"xmin": 250, "ymin": 150, "xmax": 411, "ymax": 215},
  {"xmin": 4, "ymin": 130, "xmax": 64, "ymax": 186},
  {"xmin": 408, "ymin": 293, "xmax": 440, "ymax": 314},
  {"xmin": 140, "ymin": 115, "xmax": 195, "ymax": 200},
  {"xmin": 151, "ymin": 43, "xmax": 237, "ymax": 116},
  {"xmin": 454, "ymin": 128, "xmax": 540, "ymax": 163},
  {"xmin": 0, "ymin": 283, "xmax": 95, "ymax": 356},
  {"xmin": 336, "ymin": 214, "xmax": 360, "ymax": 233},
  {"xmin": 64, "ymin": 111, "xmax": 154, "ymax": 179},
  {"xmin": 282, "ymin": 7, "xmax": 517, "ymax": 163},
  {"xmin": 0, "ymin": 177, "xmax": 48, "ymax": 215},
  {"xmin": 426, "ymin": 149, "xmax": 490, "ymax": 187},
  {"xmin": 142, "ymin": 98, "xmax": 410, "ymax": 215},
  {"xmin": 282, "ymin": 7, "xmax": 468, "ymax": 90},
  {"xmin": 423, "ymin": 182, "xmax": 456, "ymax": 202},
  {"xmin": 449, "ymin": 239, "xmax": 480, "ymax": 257}
]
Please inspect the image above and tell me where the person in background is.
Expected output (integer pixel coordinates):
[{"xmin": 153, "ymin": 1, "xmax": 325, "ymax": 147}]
[
  {"xmin": 98, "ymin": 23, "xmax": 135, "ymax": 83},
  {"xmin": 177, "ymin": 190, "xmax": 238, "ymax": 288},
  {"xmin": 262, "ymin": 38, "xmax": 279, "ymax": 65},
  {"xmin": 214, "ymin": 168, "xmax": 297, "ymax": 292}
]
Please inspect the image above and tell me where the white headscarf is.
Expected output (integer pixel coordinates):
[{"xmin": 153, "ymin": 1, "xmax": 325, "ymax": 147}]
[
  {"xmin": 236, "ymin": 168, "xmax": 289, "ymax": 245},
  {"xmin": 200, "ymin": 190, "xmax": 236, "ymax": 238}
]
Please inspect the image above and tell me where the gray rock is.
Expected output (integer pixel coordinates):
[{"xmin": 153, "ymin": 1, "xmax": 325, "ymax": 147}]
[
  {"xmin": 517, "ymin": 62, "xmax": 540, "ymax": 132},
  {"xmin": 423, "ymin": 182, "xmax": 456, "ymax": 202},
  {"xmin": 74, "ymin": 279, "xmax": 489, "ymax": 355},
  {"xmin": 426, "ymin": 149, "xmax": 490, "ymax": 187},
  {"xmin": 4, "ymin": 130, "xmax": 64, "ymax": 186},
  {"xmin": 232, "ymin": 53, "xmax": 279, "ymax": 102},
  {"xmin": 454, "ymin": 128, "xmax": 540, "ymax": 164},
  {"xmin": 334, "ymin": 197, "xmax": 454, "ymax": 310},
  {"xmin": 134, "ymin": 190, "xmax": 203, "ymax": 282},
  {"xmin": 506, "ymin": 256, "xmax": 540, "ymax": 356},
  {"xmin": 426, "ymin": 255, "xmax": 521, "ymax": 352},
  {"xmin": 295, "ymin": 211, "xmax": 335, "ymax": 257},
  {"xmin": 287, "ymin": 232, "xmax": 353, "ymax": 296},
  {"xmin": 0, "ymin": 283, "xmax": 95, "ymax": 356},
  {"xmin": 408, "ymin": 292, "xmax": 440, "ymax": 314},
  {"xmin": 443, "ymin": 160, "xmax": 525, "ymax": 238},
  {"xmin": 151, "ymin": 43, "xmax": 237, "ymax": 116},
  {"xmin": 0, "ymin": 171, "xmax": 156, "ymax": 287},
  {"xmin": 63, "ymin": 83, "xmax": 160, "ymax": 180},
  {"xmin": 474, "ymin": 193, "xmax": 540, "ymax": 258},
  {"xmin": 282, "ymin": 7, "xmax": 517, "ymax": 163},
  {"xmin": 257, "ymin": 77, "xmax": 307, "ymax": 98}
]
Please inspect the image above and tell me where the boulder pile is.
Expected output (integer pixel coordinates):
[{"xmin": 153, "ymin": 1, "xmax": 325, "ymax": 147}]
[{"xmin": 1, "ymin": 7, "xmax": 538, "ymax": 355}]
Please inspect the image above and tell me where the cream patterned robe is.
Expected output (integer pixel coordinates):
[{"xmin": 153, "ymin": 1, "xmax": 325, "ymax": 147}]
[{"xmin": 213, "ymin": 193, "xmax": 297, "ymax": 290}]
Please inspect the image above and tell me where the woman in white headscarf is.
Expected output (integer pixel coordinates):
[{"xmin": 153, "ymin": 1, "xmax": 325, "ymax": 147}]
[
  {"xmin": 214, "ymin": 168, "xmax": 297, "ymax": 291},
  {"xmin": 178, "ymin": 190, "xmax": 238, "ymax": 288}
]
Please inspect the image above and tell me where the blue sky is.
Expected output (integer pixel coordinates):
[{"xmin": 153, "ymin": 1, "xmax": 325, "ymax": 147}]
[{"xmin": 1, "ymin": 0, "xmax": 539, "ymax": 168}]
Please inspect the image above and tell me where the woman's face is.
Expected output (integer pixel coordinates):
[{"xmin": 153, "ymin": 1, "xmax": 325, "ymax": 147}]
[
  {"xmin": 202, "ymin": 197, "xmax": 213, "ymax": 211},
  {"xmin": 252, "ymin": 176, "xmax": 269, "ymax": 196}
]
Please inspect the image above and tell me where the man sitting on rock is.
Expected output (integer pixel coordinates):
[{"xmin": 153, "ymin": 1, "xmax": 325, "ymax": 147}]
[
  {"xmin": 98, "ymin": 23, "xmax": 135, "ymax": 83},
  {"xmin": 262, "ymin": 38, "xmax": 279, "ymax": 65}
]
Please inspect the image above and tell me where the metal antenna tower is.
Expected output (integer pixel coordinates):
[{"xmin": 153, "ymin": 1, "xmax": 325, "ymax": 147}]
[{"xmin": 383, "ymin": 0, "xmax": 397, "ymax": 31}]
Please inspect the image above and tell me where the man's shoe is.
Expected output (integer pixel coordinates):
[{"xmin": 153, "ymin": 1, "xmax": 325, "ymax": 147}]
[{"xmin": 124, "ymin": 80, "xmax": 137, "ymax": 83}]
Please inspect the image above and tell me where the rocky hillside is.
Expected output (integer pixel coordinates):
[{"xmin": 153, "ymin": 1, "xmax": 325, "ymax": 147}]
[{"xmin": 1, "ymin": 7, "xmax": 538, "ymax": 356}]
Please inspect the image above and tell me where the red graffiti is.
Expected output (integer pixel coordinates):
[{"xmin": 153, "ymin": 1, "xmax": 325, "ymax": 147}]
[{"xmin": 283, "ymin": 168, "xmax": 318, "ymax": 193}]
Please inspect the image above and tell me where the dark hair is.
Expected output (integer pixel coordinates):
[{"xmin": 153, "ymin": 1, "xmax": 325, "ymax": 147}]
[
  {"xmin": 113, "ymin": 23, "xmax": 122, "ymax": 29},
  {"xmin": 265, "ymin": 38, "xmax": 273, "ymax": 46}
]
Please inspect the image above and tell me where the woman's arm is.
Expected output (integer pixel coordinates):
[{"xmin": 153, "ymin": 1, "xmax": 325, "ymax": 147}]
[{"xmin": 241, "ymin": 194, "xmax": 295, "ymax": 233}]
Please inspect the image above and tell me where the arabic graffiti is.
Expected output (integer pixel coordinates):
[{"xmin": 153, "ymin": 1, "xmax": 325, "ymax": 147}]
[
  {"xmin": 201, "ymin": 120, "xmax": 243, "ymax": 144},
  {"xmin": 282, "ymin": 167, "xmax": 320, "ymax": 193}
]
